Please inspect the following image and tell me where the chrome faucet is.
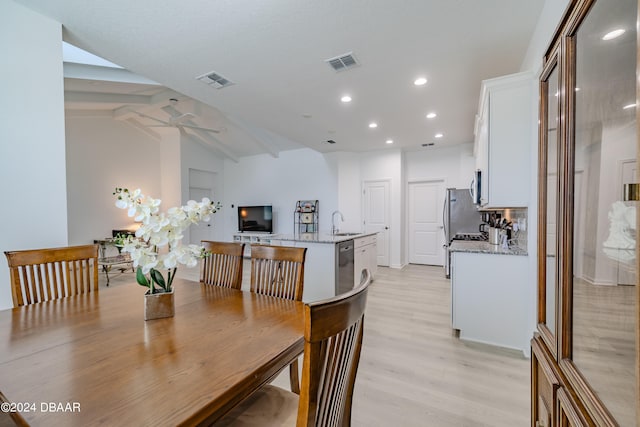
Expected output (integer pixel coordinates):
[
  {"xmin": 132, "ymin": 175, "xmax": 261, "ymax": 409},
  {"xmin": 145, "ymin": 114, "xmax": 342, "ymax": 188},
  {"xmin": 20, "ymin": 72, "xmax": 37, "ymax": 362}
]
[{"xmin": 331, "ymin": 210, "xmax": 344, "ymax": 235}]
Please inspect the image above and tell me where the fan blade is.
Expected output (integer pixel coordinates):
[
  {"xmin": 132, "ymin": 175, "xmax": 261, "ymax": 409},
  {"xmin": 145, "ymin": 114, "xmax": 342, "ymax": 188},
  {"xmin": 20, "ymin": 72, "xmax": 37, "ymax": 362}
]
[
  {"xmin": 135, "ymin": 112, "xmax": 170, "ymax": 126},
  {"xmin": 162, "ymin": 105, "xmax": 183, "ymax": 117},
  {"xmin": 170, "ymin": 113, "xmax": 196, "ymax": 125},
  {"xmin": 180, "ymin": 124, "xmax": 222, "ymax": 134}
]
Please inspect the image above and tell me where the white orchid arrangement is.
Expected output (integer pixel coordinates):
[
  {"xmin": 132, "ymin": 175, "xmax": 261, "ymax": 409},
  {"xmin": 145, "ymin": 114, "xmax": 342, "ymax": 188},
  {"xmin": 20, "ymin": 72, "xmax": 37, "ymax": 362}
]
[{"xmin": 113, "ymin": 187, "xmax": 220, "ymax": 293}]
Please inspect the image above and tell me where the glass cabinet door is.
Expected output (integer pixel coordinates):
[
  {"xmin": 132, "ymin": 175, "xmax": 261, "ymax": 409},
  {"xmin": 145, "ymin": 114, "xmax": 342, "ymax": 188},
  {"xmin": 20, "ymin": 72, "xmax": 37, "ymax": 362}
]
[
  {"xmin": 570, "ymin": 0, "xmax": 637, "ymax": 424},
  {"xmin": 538, "ymin": 53, "xmax": 560, "ymax": 350}
]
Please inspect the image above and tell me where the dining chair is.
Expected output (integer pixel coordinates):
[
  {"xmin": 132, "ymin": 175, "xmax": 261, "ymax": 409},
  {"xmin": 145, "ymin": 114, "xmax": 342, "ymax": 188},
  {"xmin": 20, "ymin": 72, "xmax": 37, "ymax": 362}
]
[
  {"xmin": 249, "ymin": 245, "xmax": 306, "ymax": 300},
  {"xmin": 200, "ymin": 241, "xmax": 245, "ymax": 290},
  {"xmin": 0, "ymin": 391, "xmax": 28, "ymax": 426},
  {"xmin": 250, "ymin": 244, "xmax": 307, "ymax": 394},
  {"xmin": 4, "ymin": 244, "xmax": 99, "ymax": 308},
  {"xmin": 216, "ymin": 269, "xmax": 372, "ymax": 427}
]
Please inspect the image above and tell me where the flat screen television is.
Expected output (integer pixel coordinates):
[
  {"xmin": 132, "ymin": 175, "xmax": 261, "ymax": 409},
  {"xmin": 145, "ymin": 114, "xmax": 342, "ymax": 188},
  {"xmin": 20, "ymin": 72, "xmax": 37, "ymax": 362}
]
[{"xmin": 237, "ymin": 205, "xmax": 273, "ymax": 233}]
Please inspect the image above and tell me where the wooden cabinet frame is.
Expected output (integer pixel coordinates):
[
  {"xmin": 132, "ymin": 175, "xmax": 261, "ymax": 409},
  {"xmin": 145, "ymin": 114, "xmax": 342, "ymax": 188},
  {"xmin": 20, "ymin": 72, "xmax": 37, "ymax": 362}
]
[
  {"xmin": 534, "ymin": 0, "xmax": 640, "ymax": 425},
  {"xmin": 537, "ymin": 48, "xmax": 562, "ymax": 360}
]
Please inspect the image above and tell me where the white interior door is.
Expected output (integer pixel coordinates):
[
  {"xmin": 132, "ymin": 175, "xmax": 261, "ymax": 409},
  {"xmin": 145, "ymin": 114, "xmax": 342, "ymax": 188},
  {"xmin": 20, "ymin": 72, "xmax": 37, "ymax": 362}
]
[
  {"xmin": 408, "ymin": 180, "xmax": 445, "ymax": 265},
  {"xmin": 189, "ymin": 169, "xmax": 220, "ymax": 245},
  {"xmin": 363, "ymin": 180, "xmax": 390, "ymax": 267}
]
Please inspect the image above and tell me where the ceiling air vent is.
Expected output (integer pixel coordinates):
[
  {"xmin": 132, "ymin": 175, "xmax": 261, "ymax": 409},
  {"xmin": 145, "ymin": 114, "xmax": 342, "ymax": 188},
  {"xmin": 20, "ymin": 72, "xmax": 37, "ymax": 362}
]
[
  {"xmin": 422, "ymin": 143, "xmax": 435, "ymax": 147},
  {"xmin": 325, "ymin": 52, "xmax": 359, "ymax": 72},
  {"xmin": 196, "ymin": 71, "xmax": 234, "ymax": 89},
  {"xmin": 326, "ymin": 140, "xmax": 337, "ymax": 144}
]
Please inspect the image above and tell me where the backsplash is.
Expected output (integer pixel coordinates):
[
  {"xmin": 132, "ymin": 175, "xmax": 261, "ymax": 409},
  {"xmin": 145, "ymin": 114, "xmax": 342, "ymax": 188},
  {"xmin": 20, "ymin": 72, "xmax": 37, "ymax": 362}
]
[
  {"xmin": 501, "ymin": 208, "xmax": 528, "ymax": 251},
  {"xmin": 482, "ymin": 208, "xmax": 528, "ymax": 251}
]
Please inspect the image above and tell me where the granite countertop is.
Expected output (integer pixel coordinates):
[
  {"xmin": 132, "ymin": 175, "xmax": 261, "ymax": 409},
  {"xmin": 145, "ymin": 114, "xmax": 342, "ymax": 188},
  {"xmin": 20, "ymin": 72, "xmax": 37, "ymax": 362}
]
[
  {"xmin": 449, "ymin": 240, "xmax": 528, "ymax": 256},
  {"xmin": 273, "ymin": 231, "xmax": 377, "ymax": 244}
]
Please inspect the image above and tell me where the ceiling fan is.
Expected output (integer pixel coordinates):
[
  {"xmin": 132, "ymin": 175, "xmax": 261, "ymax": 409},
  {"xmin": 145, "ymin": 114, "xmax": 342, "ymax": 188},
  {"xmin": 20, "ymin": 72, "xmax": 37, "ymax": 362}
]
[{"xmin": 135, "ymin": 99, "xmax": 223, "ymax": 134}]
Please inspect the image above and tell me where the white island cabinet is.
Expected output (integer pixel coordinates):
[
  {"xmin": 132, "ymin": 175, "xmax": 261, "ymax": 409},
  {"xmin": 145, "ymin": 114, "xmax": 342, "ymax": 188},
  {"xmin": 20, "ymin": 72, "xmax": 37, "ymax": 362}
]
[
  {"xmin": 353, "ymin": 234, "xmax": 377, "ymax": 287},
  {"xmin": 269, "ymin": 233, "xmax": 377, "ymax": 303},
  {"xmin": 450, "ymin": 245, "xmax": 529, "ymax": 356},
  {"xmin": 475, "ymin": 71, "xmax": 532, "ymax": 208}
]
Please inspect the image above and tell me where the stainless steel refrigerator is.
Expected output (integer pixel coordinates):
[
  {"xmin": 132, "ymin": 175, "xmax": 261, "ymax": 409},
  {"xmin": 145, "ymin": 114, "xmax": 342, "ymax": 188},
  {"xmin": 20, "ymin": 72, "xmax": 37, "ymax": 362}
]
[{"xmin": 443, "ymin": 188, "xmax": 483, "ymax": 277}]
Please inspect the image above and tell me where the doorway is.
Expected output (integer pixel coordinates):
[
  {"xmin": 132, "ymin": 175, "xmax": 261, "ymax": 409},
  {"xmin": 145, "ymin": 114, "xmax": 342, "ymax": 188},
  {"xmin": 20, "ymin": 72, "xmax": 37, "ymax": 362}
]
[
  {"xmin": 408, "ymin": 180, "xmax": 446, "ymax": 265},
  {"xmin": 188, "ymin": 169, "xmax": 220, "ymax": 245},
  {"xmin": 362, "ymin": 180, "xmax": 390, "ymax": 267}
]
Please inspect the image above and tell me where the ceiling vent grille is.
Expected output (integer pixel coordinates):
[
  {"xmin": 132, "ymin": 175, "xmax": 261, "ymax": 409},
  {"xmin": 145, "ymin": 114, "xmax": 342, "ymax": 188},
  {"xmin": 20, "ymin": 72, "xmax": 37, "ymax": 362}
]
[
  {"xmin": 325, "ymin": 52, "xmax": 359, "ymax": 72},
  {"xmin": 196, "ymin": 71, "xmax": 234, "ymax": 89}
]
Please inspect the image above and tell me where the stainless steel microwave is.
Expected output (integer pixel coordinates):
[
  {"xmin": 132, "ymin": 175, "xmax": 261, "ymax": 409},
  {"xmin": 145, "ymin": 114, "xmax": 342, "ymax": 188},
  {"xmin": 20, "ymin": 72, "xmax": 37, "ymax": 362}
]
[{"xmin": 470, "ymin": 169, "xmax": 482, "ymax": 205}]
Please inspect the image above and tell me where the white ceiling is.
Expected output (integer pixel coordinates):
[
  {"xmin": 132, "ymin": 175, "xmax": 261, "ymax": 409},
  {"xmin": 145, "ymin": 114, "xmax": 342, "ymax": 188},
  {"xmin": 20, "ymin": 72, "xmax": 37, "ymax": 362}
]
[{"xmin": 15, "ymin": 0, "xmax": 545, "ymax": 158}]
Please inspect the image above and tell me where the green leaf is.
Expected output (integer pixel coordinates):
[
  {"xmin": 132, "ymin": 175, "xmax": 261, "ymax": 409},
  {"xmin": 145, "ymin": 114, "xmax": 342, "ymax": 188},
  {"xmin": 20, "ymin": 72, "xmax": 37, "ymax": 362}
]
[
  {"xmin": 150, "ymin": 268, "xmax": 167, "ymax": 291},
  {"xmin": 136, "ymin": 267, "xmax": 150, "ymax": 287},
  {"xmin": 166, "ymin": 267, "xmax": 177, "ymax": 292}
]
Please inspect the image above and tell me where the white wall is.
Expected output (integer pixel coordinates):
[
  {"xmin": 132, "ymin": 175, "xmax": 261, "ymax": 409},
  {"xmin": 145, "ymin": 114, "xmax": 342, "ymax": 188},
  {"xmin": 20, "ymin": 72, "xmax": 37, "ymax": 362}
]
[
  {"xmin": 0, "ymin": 2, "xmax": 68, "ymax": 310},
  {"xmin": 223, "ymin": 148, "xmax": 339, "ymax": 240},
  {"xmin": 66, "ymin": 116, "xmax": 163, "ymax": 244},
  {"xmin": 328, "ymin": 152, "xmax": 362, "ymax": 232},
  {"xmin": 65, "ymin": 114, "xmax": 227, "ymax": 245},
  {"xmin": 180, "ymin": 134, "xmax": 226, "ymax": 241},
  {"xmin": 520, "ymin": 0, "xmax": 571, "ymax": 73},
  {"xmin": 405, "ymin": 143, "xmax": 475, "ymax": 189}
]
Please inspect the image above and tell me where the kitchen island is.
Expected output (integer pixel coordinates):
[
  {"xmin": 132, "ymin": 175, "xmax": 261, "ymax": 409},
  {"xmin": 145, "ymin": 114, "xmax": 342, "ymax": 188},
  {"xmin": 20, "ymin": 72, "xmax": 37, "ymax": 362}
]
[
  {"xmin": 269, "ymin": 232, "xmax": 377, "ymax": 302},
  {"xmin": 449, "ymin": 240, "xmax": 529, "ymax": 356}
]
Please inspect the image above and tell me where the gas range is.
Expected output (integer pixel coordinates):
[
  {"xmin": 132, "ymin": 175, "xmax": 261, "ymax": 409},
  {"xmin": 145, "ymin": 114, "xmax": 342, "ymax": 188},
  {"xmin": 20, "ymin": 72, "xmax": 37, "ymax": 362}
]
[{"xmin": 451, "ymin": 232, "xmax": 488, "ymax": 242}]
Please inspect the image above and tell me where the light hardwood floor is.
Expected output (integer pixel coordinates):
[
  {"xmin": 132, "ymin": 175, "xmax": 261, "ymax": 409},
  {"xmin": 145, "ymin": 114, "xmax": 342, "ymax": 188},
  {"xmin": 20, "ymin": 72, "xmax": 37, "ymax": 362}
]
[{"xmin": 103, "ymin": 263, "xmax": 530, "ymax": 426}]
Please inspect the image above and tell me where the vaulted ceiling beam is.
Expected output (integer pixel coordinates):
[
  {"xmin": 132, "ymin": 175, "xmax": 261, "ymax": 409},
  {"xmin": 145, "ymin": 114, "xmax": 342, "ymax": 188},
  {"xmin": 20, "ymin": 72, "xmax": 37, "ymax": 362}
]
[
  {"xmin": 180, "ymin": 128, "xmax": 239, "ymax": 163},
  {"xmin": 65, "ymin": 91, "xmax": 151, "ymax": 105},
  {"xmin": 124, "ymin": 118, "xmax": 162, "ymax": 140},
  {"xmin": 224, "ymin": 115, "xmax": 279, "ymax": 158}
]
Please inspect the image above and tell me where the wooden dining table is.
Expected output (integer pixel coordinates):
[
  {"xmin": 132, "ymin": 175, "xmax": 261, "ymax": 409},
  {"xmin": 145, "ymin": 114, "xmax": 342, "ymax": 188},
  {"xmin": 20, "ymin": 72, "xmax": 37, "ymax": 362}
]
[{"xmin": 0, "ymin": 278, "xmax": 305, "ymax": 426}]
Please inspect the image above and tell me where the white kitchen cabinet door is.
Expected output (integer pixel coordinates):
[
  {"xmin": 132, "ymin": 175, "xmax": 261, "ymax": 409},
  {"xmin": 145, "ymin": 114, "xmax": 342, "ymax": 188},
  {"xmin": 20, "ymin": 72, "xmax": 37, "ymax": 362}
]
[
  {"xmin": 354, "ymin": 244, "xmax": 367, "ymax": 287},
  {"xmin": 354, "ymin": 235, "xmax": 377, "ymax": 286},
  {"xmin": 475, "ymin": 72, "xmax": 532, "ymax": 208},
  {"xmin": 451, "ymin": 251, "xmax": 528, "ymax": 355}
]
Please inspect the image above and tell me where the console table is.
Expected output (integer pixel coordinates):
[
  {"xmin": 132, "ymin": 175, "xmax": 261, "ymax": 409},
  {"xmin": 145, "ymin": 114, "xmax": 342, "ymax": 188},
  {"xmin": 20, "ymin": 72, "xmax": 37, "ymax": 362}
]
[{"xmin": 94, "ymin": 238, "xmax": 134, "ymax": 285}]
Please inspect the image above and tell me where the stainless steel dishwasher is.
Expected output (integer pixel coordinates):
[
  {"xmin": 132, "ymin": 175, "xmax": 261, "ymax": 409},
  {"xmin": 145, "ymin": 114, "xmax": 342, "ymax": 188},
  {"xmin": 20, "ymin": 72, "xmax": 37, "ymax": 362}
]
[{"xmin": 336, "ymin": 240, "xmax": 354, "ymax": 295}]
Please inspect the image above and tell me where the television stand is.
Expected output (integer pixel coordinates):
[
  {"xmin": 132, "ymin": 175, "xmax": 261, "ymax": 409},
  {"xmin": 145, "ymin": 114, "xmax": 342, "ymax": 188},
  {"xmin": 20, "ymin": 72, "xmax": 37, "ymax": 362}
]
[{"xmin": 232, "ymin": 232, "xmax": 278, "ymax": 257}]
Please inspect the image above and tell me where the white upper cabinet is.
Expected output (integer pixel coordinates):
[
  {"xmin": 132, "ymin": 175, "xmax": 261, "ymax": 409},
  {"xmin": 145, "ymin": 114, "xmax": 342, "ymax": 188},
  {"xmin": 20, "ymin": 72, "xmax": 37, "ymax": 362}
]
[{"xmin": 474, "ymin": 71, "xmax": 533, "ymax": 208}]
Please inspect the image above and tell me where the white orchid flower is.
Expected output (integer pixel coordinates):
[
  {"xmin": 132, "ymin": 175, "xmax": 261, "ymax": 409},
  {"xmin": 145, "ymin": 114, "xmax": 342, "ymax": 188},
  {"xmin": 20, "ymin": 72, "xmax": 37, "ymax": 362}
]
[{"xmin": 113, "ymin": 187, "xmax": 220, "ymax": 289}]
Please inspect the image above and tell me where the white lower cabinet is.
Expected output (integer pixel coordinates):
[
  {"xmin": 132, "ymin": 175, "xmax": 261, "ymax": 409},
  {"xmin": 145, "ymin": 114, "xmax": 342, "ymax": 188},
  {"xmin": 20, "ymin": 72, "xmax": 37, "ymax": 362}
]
[
  {"xmin": 354, "ymin": 235, "xmax": 377, "ymax": 286},
  {"xmin": 451, "ymin": 251, "xmax": 528, "ymax": 355}
]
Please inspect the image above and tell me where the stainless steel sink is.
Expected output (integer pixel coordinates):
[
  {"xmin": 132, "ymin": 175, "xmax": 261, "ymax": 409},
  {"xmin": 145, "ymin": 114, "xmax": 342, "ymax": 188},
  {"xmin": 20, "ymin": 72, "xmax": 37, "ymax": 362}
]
[{"xmin": 333, "ymin": 232, "xmax": 360, "ymax": 236}]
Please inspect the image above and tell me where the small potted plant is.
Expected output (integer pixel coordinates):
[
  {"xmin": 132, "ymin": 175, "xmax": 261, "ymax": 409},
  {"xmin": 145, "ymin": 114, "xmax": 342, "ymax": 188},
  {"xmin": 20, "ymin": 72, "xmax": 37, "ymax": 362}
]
[{"xmin": 113, "ymin": 187, "xmax": 219, "ymax": 320}]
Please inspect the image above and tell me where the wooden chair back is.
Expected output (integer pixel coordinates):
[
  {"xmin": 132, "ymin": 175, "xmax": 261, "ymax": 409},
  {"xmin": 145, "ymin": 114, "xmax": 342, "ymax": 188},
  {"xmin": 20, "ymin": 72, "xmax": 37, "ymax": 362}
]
[
  {"xmin": 4, "ymin": 244, "xmax": 99, "ymax": 308},
  {"xmin": 250, "ymin": 245, "xmax": 307, "ymax": 301},
  {"xmin": 297, "ymin": 269, "xmax": 371, "ymax": 427},
  {"xmin": 200, "ymin": 241, "xmax": 245, "ymax": 289},
  {"xmin": 0, "ymin": 391, "xmax": 28, "ymax": 426}
]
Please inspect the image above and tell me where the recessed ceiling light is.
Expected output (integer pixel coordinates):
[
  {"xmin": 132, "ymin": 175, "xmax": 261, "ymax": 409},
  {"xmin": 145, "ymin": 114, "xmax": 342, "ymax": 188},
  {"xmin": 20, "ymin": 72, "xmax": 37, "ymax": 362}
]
[
  {"xmin": 341, "ymin": 95, "xmax": 352, "ymax": 103},
  {"xmin": 369, "ymin": 122, "xmax": 378, "ymax": 128},
  {"xmin": 386, "ymin": 139, "xmax": 394, "ymax": 144},
  {"xmin": 602, "ymin": 29, "xmax": 625, "ymax": 40},
  {"xmin": 434, "ymin": 133, "xmax": 444, "ymax": 138},
  {"xmin": 426, "ymin": 112, "xmax": 437, "ymax": 119},
  {"xmin": 414, "ymin": 77, "xmax": 427, "ymax": 86},
  {"xmin": 623, "ymin": 103, "xmax": 637, "ymax": 109}
]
